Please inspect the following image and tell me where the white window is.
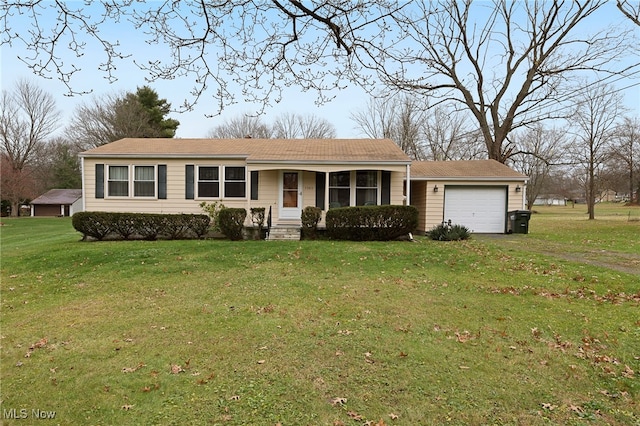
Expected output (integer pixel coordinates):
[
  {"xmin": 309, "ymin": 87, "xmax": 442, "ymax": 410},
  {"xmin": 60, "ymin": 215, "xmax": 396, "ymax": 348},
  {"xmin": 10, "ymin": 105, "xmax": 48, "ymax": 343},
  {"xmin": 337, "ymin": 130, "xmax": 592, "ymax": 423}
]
[
  {"xmin": 356, "ymin": 170, "xmax": 379, "ymax": 206},
  {"xmin": 198, "ymin": 166, "xmax": 219, "ymax": 198},
  {"xmin": 329, "ymin": 170, "xmax": 380, "ymax": 207},
  {"xmin": 329, "ymin": 171, "xmax": 350, "ymax": 208},
  {"xmin": 134, "ymin": 166, "xmax": 156, "ymax": 197},
  {"xmin": 224, "ymin": 166, "xmax": 246, "ymax": 198},
  {"xmin": 108, "ymin": 166, "xmax": 129, "ymax": 197}
]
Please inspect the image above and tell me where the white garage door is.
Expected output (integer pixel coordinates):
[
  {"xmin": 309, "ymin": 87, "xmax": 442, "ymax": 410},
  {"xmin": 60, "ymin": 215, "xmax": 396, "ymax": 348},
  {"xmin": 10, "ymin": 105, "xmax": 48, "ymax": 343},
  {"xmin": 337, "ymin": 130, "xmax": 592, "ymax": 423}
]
[{"xmin": 444, "ymin": 186, "xmax": 507, "ymax": 233}]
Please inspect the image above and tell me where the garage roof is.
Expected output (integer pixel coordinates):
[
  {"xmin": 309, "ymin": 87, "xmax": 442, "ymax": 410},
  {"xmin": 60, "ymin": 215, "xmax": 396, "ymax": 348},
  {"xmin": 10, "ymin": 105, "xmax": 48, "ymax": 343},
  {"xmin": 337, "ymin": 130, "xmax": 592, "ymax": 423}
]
[
  {"xmin": 411, "ymin": 160, "xmax": 527, "ymax": 180},
  {"xmin": 31, "ymin": 189, "xmax": 82, "ymax": 205}
]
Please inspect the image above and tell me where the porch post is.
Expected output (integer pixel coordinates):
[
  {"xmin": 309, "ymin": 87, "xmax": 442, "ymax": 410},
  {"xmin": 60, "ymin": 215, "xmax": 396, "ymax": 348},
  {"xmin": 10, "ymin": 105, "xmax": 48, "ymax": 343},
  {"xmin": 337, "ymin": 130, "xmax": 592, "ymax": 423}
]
[{"xmin": 324, "ymin": 171, "xmax": 330, "ymax": 214}]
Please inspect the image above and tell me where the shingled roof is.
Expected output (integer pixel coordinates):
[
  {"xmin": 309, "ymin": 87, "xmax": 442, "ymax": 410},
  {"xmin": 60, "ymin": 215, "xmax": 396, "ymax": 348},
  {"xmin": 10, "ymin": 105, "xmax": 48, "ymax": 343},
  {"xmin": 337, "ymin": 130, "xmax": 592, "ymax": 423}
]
[
  {"xmin": 411, "ymin": 160, "xmax": 527, "ymax": 180},
  {"xmin": 80, "ymin": 138, "xmax": 411, "ymax": 163},
  {"xmin": 31, "ymin": 189, "xmax": 82, "ymax": 205}
]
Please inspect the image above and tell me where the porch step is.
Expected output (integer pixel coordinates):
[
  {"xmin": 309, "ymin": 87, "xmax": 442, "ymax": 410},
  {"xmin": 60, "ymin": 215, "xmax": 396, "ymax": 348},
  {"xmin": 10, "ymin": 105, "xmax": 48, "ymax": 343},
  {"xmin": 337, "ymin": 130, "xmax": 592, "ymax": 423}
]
[{"xmin": 267, "ymin": 225, "xmax": 301, "ymax": 241}]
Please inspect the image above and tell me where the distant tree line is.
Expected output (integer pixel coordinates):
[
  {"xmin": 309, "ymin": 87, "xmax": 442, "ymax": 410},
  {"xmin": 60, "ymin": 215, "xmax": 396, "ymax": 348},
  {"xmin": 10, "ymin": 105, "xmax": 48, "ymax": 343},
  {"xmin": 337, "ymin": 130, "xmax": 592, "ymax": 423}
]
[{"xmin": 2, "ymin": 78, "xmax": 638, "ymax": 219}]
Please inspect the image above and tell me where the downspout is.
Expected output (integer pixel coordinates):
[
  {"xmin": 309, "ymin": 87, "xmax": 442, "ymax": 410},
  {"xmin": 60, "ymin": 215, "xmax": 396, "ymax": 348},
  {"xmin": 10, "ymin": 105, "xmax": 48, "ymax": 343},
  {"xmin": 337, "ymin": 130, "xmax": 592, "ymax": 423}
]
[
  {"xmin": 81, "ymin": 157, "xmax": 86, "ymax": 212},
  {"xmin": 405, "ymin": 164, "xmax": 411, "ymax": 206}
]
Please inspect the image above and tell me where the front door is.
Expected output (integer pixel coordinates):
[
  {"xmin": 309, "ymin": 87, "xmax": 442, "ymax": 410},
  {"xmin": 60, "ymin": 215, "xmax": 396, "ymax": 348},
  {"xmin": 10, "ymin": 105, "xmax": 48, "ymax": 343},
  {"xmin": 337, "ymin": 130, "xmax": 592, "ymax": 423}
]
[{"xmin": 280, "ymin": 171, "xmax": 301, "ymax": 220}]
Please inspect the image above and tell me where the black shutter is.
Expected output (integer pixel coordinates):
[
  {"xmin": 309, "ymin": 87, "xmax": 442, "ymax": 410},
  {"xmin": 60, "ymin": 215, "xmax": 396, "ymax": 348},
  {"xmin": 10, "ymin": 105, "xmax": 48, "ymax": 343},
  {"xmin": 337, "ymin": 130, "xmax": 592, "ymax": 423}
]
[
  {"xmin": 250, "ymin": 171, "xmax": 259, "ymax": 200},
  {"xmin": 158, "ymin": 165, "xmax": 167, "ymax": 199},
  {"xmin": 185, "ymin": 165, "xmax": 194, "ymax": 199},
  {"xmin": 95, "ymin": 164, "xmax": 104, "ymax": 199},
  {"xmin": 316, "ymin": 172, "xmax": 325, "ymax": 209},
  {"xmin": 381, "ymin": 171, "xmax": 391, "ymax": 205}
]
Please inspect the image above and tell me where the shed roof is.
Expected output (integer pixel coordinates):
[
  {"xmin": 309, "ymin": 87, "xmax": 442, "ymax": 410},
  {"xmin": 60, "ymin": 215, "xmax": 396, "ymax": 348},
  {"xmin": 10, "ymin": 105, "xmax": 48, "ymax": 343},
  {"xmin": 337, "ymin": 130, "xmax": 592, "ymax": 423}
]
[
  {"xmin": 411, "ymin": 160, "xmax": 528, "ymax": 180},
  {"xmin": 80, "ymin": 138, "xmax": 411, "ymax": 164},
  {"xmin": 31, "ymin": 189, "xmax": 82, "ymax": 205}
]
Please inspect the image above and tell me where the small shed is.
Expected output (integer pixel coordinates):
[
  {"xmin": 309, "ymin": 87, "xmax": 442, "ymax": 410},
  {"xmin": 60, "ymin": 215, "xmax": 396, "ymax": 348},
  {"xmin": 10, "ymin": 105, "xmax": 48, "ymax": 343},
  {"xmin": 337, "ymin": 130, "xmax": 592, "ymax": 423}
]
[{"xmin": 30, "ymin": 189, "xmax": 83, "ymax": 217}]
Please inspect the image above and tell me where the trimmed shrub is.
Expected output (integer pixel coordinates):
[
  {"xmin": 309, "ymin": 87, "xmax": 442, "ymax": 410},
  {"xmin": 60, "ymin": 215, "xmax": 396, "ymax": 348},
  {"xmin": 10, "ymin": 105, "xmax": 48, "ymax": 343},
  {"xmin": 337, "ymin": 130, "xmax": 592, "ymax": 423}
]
[
  {"xmin": 301, "ymin": 206, "xmax": 322, "ymax": 240},
  {"xmin": 111, "ymin": 213, "xmax": 137, "ymax": 240},
  {"xmin": 72, "ymin": 211, "xmax": 112, "ymax": 241},
  {"xmin": 326, "ymin": 205, "xmax": 418, "ymax": 241},
  {"xmin": 186, "ymin": 215, "xmax": 212, "ymax": 238},
  {"xmin": 71, "ymin": 212, "xmax": 210, "ymax": 241},
  {"xmin": 218, "ymin": 208, "xmax": 247, "ymax": 241},
  {"xmin": 426, "ymin": 222, "xmax": 471, "ymax": 241}
]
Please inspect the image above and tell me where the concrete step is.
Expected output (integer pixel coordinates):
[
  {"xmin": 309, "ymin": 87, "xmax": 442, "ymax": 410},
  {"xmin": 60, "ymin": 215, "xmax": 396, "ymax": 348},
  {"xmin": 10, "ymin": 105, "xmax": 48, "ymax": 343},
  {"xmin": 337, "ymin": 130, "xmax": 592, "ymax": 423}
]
[{"xmin": 267, "ymin": 226, "xmax": 301, "ymax": 241}]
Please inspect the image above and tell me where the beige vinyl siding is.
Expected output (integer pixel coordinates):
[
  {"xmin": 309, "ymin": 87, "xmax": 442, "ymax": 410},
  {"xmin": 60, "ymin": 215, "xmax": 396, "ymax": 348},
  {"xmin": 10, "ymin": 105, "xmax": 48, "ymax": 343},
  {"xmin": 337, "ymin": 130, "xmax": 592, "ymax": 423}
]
[
  {"xmin": 410, "ymin": 181, "xmax": 428, "ymax": 233},
  {"xmin": 418, "ymin": 180, "xmax": 525, "ymax": 232},
  {"xmin": 83, "ymin": 159, "xmax": 409, "ymax": 226},
  {"xmin": 84, "ymin": 158, "xmax": 250, "ymax": 215},
  {"xmin": 252, "ymin": 170, "xmax": 280, "ymax": 223}
]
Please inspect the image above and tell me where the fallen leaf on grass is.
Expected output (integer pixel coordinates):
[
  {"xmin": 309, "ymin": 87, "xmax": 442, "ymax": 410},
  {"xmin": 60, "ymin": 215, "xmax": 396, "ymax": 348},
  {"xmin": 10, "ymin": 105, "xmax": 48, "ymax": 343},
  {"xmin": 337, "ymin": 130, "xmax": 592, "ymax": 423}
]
[
  {"xmin": 459, "ymin": 365, "xmax": 470, "ymax": 370},
  {"xmin": 27, "ymin": 337, "xmax": 48, "ymax": 353},
  {"xmin": 347, "ymin": 411, "xmax": 363, "ymax": 421},
  {"xmin": 229, "ymin": 395, "xmax": 240, "ymax": 401},
  {"xmin": 257, "ymin": 359, "xmax": 266, "ymax": 364},
  {"xmin": 622, "ymin": 365, "xmax": 635, "ymax": 378},
  {"xmin": 121, "ymin": 404, "xmax": 134, "ymax": 410},
  {"xmin": 389, "ymin": 413, "xmax": 399, "ymax": 420},
  {"xmin": 170, "ymin": 364, "xmax": 184, "ymax": 374},
  {"xmin": 331, "ymin": 397, "xmax": 347, "ymax": 406},
  {"xmin": 541, "ymin": 403, "xmax": 556, "ymax": 411},
  {"xmin": 122, "ymin": 362, "xmax": 146, "ymax": 373}
]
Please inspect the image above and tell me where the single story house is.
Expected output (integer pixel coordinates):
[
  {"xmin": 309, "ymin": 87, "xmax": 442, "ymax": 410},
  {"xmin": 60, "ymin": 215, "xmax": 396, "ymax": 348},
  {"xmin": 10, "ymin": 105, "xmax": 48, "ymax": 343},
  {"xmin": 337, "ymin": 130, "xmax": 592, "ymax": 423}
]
[
  {"xmin": 79, "ymin": 138, "xmax": 528, "ymax": 235},
  {"xmin": 79, "ymin": 138, "xmax": 411, "ymax": 230},
  {"xmin": 30, "ymin": 189, "xmax": 83, "ymax": 217},
  {"xmin": 410, "ymin": 160, "xmax": 528, "ymax": 233}
]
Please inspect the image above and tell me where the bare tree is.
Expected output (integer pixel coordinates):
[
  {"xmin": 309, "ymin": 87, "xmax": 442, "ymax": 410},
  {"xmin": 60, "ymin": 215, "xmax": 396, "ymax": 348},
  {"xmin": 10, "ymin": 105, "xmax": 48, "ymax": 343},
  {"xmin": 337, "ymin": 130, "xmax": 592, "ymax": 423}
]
[
  {"xmin": 381, "ymin": 1, "xmax": 637, "ymax": 163},
  {"xmin": 3, "ymin": 2, "xmax": 635, "ymax": 163},
  {"xmin": 568, "ymin": 83, "xmax": 624, "ymax": 219},
  {"xmin": 0, "ymin": 80, "xmax": 60, "ymax": 215},
  {"xmin": 611, "ymin": 116, "xmax": 640, "ymax": 203},
  {"xmin": 272, "ymin": 113, "xmax": 336, "ymax": 139},
  {"xmin": 351, "ymin": 95, "xmax": 482, "ymax": 160},
  {"xmin": 422, "ymin": 106, "xmax": 485, "ymax": 161},
  {"xmin": 510, "ymin": 124, "xmax": 566, "ymax": 209},
  {"xmin": 617, "ymin": 0, "xmax": 640, "ymax": 25},
  {"xmin": 207, "ymin": 115, "xmax": 272, "ymax": 139},
  {"xmin": 351, "ymin": 95, "xmax": 426, "ymax": 160}
]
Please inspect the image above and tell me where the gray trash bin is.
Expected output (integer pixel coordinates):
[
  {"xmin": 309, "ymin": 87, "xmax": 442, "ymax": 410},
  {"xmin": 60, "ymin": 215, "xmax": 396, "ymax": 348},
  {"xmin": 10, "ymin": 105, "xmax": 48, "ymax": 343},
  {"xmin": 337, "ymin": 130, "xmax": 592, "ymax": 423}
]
[{"xmin": 508, "ymin": 210, "xmax": 531, "ymax": 234}]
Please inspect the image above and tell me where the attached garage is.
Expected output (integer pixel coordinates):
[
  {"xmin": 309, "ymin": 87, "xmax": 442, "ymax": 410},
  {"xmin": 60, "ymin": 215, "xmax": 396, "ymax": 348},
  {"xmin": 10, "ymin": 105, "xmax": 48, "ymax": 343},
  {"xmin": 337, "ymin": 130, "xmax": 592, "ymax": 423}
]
[
  {"xmin": 444, "ymin": 186, "xmax": 507, "ymax": 233},
  {"xmin": 409, "ymin": 160, "xmax": 528, "ymax": 234}
]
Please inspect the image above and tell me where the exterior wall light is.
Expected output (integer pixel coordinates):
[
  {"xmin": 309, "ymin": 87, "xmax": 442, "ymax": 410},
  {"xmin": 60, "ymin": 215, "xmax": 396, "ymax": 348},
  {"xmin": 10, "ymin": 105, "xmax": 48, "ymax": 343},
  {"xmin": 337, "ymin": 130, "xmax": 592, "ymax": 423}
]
[
  {"xmin": 433, "ymin": 185, "xmax": 439, "ymax": 192},
  {"xmin": 515, "ymin": 185, "xmax": 521, "ymax": 192}
]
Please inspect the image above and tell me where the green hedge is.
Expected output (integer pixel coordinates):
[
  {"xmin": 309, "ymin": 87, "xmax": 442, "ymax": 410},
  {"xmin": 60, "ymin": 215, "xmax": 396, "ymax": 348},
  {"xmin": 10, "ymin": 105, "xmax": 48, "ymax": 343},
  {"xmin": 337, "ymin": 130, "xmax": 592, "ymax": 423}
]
[
  {"xmin": 218, "ymin": 208, "xmax": 247, "ymax": 241},
  {"xmin": 72, "ymin": 212, "xmax": 210, "ymax": 241},
  {"xmin": 325, "ymin": 205, "xmax": 418, "ymax": 241},
  {"xmin": 301, "ymin": 206, "xmax": 322, "ymax": 240}
]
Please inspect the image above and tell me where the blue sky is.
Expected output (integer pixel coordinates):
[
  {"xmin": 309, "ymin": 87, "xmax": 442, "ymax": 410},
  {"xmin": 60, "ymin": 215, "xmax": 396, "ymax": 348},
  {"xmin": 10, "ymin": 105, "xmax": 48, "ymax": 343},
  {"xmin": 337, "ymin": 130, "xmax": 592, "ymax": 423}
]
[{"xmin": 1, "ymin": 2, "xmax": 638, "ymax": 139}]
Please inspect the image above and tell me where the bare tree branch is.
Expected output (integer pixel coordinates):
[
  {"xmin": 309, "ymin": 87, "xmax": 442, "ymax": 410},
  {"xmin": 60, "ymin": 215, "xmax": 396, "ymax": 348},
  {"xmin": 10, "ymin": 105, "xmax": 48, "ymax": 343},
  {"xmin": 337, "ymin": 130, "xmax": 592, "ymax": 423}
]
[{"xmin": 617, "ymin": 0, "xmax": 640, "ymax": 25}]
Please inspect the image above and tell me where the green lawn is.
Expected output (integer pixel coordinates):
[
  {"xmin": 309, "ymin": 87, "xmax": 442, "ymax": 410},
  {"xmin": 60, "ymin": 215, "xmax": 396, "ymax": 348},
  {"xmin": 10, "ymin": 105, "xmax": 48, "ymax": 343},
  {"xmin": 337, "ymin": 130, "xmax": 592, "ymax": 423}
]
[{"xmin": 1, "ymin": 204, "xmax": 638, "ymax": 425}]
